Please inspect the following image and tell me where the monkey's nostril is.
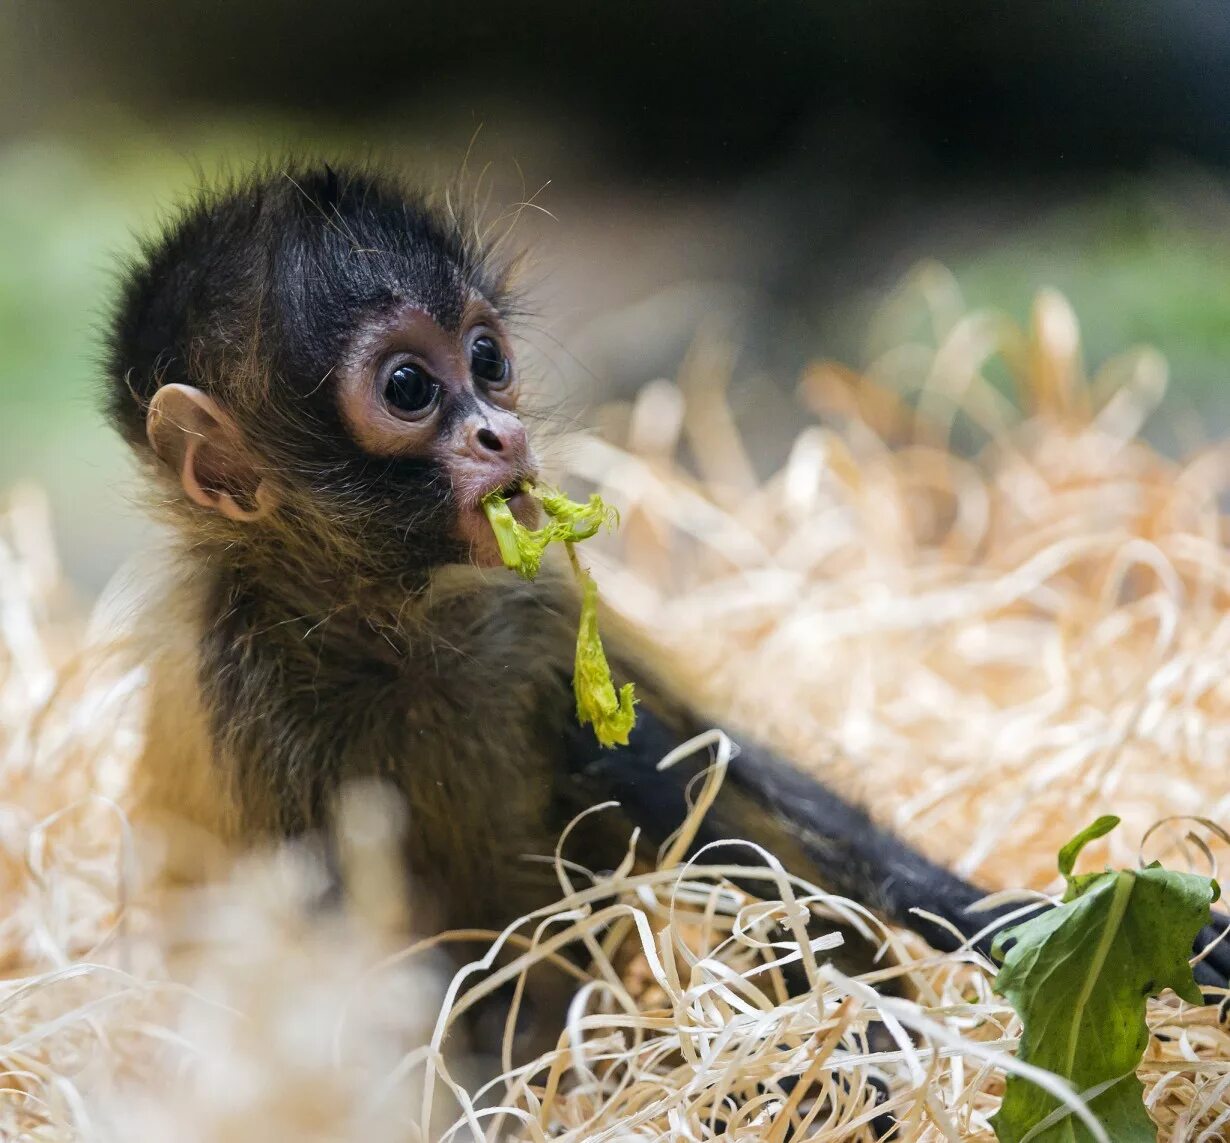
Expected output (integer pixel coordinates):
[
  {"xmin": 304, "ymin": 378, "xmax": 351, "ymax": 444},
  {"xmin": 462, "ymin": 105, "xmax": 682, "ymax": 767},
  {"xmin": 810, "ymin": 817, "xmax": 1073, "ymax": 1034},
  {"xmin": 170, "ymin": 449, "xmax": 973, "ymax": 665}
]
[{"xmin": 475, "ymin": 427, "xmax": 503, "ymax": 453}]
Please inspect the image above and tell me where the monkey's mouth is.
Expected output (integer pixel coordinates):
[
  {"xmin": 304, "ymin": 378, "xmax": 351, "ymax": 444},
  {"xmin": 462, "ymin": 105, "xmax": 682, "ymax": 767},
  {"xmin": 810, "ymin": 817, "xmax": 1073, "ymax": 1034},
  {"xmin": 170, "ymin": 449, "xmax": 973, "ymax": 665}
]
[
  {"xmin": 496, "ymin": 480, "xmax": 534, "ymax": 517},
  {"xmin": 456, "ymin": 473, "xmax": 541, "ymax": 567}
]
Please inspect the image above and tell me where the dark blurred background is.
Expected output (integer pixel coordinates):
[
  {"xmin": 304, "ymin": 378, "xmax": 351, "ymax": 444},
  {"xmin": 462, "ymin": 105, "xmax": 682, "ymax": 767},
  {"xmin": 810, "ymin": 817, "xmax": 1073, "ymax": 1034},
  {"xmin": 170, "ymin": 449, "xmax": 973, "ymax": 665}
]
[{"xmin": 5, "ymin": 1, "xmax": 1230, "ymax": 590}]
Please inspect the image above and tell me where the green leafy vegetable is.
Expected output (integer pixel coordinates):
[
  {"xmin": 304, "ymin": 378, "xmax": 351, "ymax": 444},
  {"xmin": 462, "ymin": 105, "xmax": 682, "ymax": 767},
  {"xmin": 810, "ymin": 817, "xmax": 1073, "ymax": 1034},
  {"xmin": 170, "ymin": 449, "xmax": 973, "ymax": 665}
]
[
  {"xmin": 480, "ymin": 484, "xmax": 609, "ymax": 581},
  {"xmin": 573, "ymin": 569, "xmax": 637, "ymax": 747},
  {"xmin": 537, "ymin": 486, "xmax": 611, "ymax": 539},
  {"xmin": 990, "ymin": 818, "xmax": 1218, "ymax": 1143},
  {"xmin": 481, "ymin": 484, "xmax": 635, "ymax": 746},
  {"xmin": 1056, "ymin": 815, "xmax": 1121, "ymax": 883}
]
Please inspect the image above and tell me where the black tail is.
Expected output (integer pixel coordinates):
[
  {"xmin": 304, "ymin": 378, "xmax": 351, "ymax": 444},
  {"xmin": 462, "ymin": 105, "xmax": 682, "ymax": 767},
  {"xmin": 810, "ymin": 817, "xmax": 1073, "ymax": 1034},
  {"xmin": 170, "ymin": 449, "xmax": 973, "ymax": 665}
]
[
  {"xmin": 566, "ymin": 708, "xmax": 1230, "ymax": 991},
  {"xmin": 565, "ymin": 707, "xmax": 1014, "ymax": 958}
]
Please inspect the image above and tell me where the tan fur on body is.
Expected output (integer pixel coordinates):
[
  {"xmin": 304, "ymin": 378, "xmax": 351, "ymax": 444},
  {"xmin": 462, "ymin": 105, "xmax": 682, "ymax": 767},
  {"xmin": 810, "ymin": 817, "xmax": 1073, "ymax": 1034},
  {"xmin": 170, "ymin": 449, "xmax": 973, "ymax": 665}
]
[
  {"xmin": 122, "ymin": 424, "xmax": 688, "ymax": 939},
  {"xmin": 105, "ymin": 163, "xmax": 656, "ymax": 944}
]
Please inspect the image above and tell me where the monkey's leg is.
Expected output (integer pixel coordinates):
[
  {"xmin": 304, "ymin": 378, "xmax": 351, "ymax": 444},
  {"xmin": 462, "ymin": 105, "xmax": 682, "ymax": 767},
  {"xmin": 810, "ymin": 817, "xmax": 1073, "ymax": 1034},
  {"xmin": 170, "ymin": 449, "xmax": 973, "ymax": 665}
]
[{"xmin": 567, "ymin": 709, "xmax": 1230, "ymax": 992}]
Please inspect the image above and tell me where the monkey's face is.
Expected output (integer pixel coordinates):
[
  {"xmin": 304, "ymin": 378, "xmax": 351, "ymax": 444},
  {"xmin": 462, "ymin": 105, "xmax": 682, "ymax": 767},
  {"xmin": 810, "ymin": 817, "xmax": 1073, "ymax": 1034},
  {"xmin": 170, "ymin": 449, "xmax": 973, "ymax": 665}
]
[
  {"xmin": 333, "ymin": 300, "xmax": 540, "ymax": 569},
  {"xmin": 124, "ymin": 165, "xmax": 541, "ymax": 585},
  {"xmin": 144, "ymin": 298, "xmax": 539, "ymax": 579}
]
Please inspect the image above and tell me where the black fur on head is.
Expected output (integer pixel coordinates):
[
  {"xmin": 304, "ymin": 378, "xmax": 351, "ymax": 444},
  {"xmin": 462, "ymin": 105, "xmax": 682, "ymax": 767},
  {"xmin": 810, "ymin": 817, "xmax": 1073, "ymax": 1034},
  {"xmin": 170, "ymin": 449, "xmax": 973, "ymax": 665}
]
[{"xmin": 105, "ymin": 160, "xmax": 521, "ymax": 597}]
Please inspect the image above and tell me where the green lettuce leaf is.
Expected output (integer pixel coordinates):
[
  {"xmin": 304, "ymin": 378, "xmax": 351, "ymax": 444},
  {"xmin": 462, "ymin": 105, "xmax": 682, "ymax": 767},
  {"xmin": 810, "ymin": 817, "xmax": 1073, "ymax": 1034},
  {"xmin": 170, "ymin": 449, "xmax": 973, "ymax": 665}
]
[{"xmin": 991, "ymin": 819, "xmax": 1218, "ymax": 1143}]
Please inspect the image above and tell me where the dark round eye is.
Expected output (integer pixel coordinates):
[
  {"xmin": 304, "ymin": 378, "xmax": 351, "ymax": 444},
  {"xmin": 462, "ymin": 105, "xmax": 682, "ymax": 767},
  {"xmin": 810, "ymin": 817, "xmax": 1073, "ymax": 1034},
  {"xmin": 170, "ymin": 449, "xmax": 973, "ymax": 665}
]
[
  {"xmin": 470, "ymin": 335, "xmax": 510, "ymax": 386},
  {"xmin": 385, "ymin": 363, "xmax": 438, "ymax": 415}
]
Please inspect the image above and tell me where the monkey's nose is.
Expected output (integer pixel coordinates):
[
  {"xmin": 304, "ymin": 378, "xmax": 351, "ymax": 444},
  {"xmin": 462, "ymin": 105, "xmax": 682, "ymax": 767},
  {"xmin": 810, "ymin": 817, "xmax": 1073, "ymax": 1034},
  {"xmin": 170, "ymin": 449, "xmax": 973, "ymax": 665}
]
[
  {"xmin": 466, "ymin": 416, "xmax": 528, "ymax": 463},
  {"xmin": 475, "ymin": 426, "xmax": 504, "ymax": 452}
]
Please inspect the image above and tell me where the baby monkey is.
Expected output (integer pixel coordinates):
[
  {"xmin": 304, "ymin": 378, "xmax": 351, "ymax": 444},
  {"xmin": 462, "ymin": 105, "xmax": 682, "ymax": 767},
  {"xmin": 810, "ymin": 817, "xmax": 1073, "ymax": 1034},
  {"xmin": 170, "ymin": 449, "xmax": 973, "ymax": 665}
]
[{"xmin": 105, "ymin": 163, "xmax": 1230, "ymax": 1000}]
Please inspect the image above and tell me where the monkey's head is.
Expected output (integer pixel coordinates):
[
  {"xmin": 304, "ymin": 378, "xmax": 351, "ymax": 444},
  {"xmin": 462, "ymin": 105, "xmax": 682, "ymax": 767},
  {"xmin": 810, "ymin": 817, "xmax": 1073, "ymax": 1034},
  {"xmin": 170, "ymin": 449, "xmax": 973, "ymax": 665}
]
[{"xmin": 106, "ymin": 163, "xmax": 538, "ymax": 594}]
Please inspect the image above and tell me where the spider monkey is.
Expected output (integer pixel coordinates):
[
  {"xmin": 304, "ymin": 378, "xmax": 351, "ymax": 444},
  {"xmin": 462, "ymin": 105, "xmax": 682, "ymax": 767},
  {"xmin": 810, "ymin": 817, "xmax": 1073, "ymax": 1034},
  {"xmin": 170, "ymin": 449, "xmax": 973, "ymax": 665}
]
[{"xmin": 103, "ymin": 163, "xmax": 1230, "ymax": 1032}]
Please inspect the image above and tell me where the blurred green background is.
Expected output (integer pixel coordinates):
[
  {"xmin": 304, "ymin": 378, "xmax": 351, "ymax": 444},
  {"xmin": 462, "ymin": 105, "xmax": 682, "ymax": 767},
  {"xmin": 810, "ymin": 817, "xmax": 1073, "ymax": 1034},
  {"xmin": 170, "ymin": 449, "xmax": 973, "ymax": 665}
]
[{"xmin": 5, "ymin": 1, "xmax": 1230, "ymax": 591}]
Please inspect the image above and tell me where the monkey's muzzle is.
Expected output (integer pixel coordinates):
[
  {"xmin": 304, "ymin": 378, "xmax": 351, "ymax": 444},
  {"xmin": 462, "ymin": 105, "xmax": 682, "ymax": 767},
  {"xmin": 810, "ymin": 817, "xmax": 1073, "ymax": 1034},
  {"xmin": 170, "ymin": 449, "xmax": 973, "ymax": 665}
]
[{"xmin": 456, "ymin": 470, "xmax": 540, "ymax": 567}]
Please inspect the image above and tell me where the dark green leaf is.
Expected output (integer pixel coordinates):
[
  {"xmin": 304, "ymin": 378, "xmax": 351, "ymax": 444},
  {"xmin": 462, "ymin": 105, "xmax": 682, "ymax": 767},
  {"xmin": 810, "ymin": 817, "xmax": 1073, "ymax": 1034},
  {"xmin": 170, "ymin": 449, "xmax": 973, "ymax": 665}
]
[
  {"xmin": 1057, "ymin": 815, "xmax": 1120, "ymax": 882},
  {"xmin": 991, "ymin": 865, "xmax": 1216, "ymax": 1142}
]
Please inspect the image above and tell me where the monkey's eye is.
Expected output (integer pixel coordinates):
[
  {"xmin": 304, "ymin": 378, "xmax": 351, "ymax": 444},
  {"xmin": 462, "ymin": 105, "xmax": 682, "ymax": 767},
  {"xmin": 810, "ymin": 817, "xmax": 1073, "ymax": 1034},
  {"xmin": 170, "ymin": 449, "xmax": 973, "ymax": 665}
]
[
  {"xmin": 470, "ymin": 336, "xmax": 510, "ymax": 387},
  {"xmin": 385, "ymin": 363, "xmax": 439, "ymax": 415}
]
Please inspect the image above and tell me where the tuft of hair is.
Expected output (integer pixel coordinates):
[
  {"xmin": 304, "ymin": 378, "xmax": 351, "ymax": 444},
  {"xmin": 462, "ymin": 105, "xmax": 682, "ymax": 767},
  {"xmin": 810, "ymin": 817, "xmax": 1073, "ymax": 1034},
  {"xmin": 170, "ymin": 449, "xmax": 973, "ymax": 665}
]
[{"xmin": 104, "ymin": 159, "xmax": 517, "ymax": 451}]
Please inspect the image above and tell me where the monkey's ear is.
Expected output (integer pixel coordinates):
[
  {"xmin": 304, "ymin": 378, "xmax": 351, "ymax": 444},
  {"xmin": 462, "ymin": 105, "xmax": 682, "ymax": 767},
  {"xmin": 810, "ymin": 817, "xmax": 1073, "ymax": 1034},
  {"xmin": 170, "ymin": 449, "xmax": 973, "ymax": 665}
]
[{"xmin": 146, "ymin": 384, "xmax": 277, "ymax": 522}]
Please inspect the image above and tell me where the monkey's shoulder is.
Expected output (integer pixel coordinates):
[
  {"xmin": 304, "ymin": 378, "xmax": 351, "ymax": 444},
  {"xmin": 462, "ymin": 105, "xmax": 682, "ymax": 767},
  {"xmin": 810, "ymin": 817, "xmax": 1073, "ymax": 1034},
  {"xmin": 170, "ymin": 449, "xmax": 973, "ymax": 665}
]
[{"xmin": 193, "ymin": 573, "xmax": 581, "ymax": 821}]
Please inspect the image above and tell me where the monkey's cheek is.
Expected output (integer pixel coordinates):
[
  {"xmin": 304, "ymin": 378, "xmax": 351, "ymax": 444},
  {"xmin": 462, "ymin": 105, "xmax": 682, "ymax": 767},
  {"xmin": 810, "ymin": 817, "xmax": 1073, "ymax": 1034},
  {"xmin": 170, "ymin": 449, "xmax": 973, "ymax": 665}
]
[
  {"xmin": 469, "ymin": 535, "xmax": 506, "ymax": 569},
  {"xmin": 454, "ymin": 511, "xmax": 507, "ymax": 568}
]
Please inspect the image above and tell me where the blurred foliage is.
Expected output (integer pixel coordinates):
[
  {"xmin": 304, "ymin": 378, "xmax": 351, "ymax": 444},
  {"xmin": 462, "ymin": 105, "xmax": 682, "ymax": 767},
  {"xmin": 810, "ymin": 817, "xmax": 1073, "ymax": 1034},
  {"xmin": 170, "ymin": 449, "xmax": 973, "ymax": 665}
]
[
  {"xmin": 0, "ymin": 138, "xmax": 163, "ymax": 590},
  {"xmin": 950, "ymin": 188, "xmax": 1230, "ymax": 399}
]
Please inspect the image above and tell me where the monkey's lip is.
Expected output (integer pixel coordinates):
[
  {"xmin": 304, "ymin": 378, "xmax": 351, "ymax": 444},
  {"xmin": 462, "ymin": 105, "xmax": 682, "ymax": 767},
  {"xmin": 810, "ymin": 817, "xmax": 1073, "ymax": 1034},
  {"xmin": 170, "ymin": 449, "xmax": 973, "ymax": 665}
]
[
  {"xmin": 468, "ymin": 474, "xmax": 540, "ymax": 528},
  {"xmin": 493, "ymin": 477, "xmax": 530, "ymax": 500},
  {"xmin": 480, "ymin": 473, "xmax": 539, "ymax": 518},
  {"xmin": 498, "ymin": 485, "xmax": 538, "ymax": 525}
]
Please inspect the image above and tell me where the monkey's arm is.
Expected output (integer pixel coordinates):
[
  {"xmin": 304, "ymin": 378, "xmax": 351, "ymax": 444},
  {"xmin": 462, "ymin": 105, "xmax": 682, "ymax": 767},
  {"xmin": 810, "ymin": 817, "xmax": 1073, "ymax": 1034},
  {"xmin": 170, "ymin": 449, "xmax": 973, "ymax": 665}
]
[{"xmin": 565, "ymin": 706, "xmax": 1230, "ymax": 989}]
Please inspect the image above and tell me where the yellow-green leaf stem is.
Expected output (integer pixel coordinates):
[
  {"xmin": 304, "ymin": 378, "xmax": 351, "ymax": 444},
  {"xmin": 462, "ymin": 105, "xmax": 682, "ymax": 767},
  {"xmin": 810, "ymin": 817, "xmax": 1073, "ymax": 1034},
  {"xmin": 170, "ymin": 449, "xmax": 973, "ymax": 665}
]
[
  {"xmin": 572, "ymin": 560, "xmax": 636, "ymax": 747},
  {"xmin": 481, "ymin": 484, "xmax": 637, "ymax": 746},
  {"xmin": 482, "ymin": 492, "xmax": 535, "ymax": 575}
]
